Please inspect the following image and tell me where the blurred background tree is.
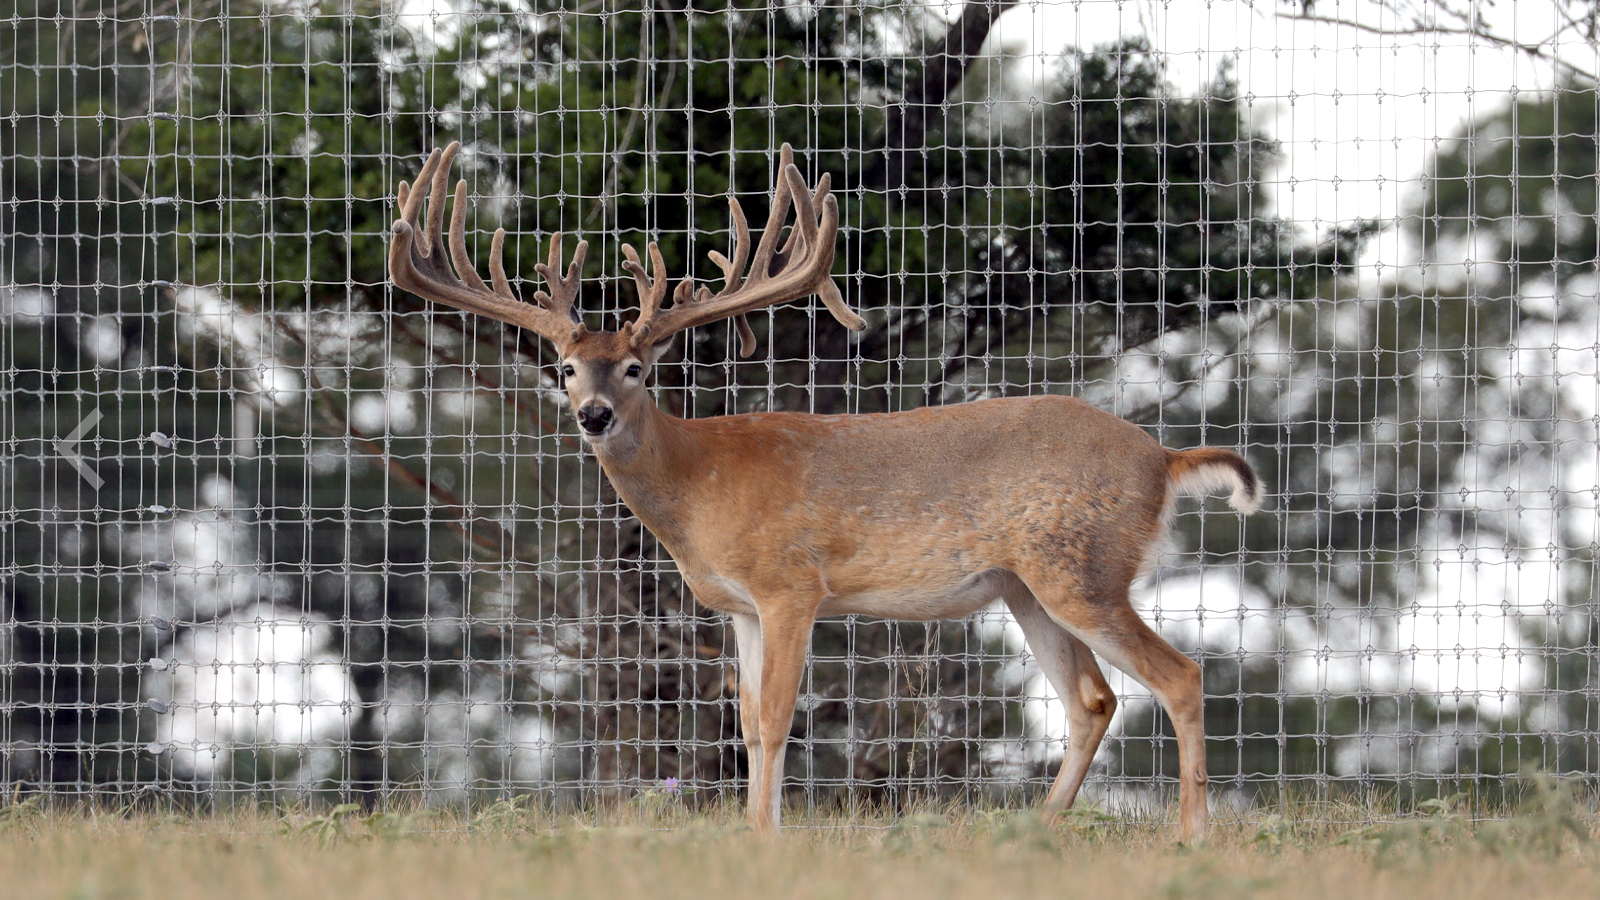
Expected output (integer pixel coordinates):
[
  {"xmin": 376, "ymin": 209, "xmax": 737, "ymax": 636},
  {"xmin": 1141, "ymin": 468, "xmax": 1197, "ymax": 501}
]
[
  {"xmin": 9, "ymin": 0, "xmax": 1592, "ymax": 813},
  {"xmin": 1397, "ymin": 82, "xmax": 1600, "ymax": 783}
]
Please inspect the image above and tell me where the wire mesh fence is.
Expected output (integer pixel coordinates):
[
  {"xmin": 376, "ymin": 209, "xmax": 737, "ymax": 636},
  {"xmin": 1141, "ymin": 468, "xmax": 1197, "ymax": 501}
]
[{"xmin": 2, "ymin": 0, "xmax": 1599, "ymax": 820}]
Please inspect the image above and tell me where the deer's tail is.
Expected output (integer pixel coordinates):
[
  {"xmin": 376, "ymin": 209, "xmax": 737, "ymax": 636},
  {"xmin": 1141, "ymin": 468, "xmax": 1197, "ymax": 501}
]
[{"xmin": 1166, "ymin": 447, "xmax": 1261, "ymax": 515}]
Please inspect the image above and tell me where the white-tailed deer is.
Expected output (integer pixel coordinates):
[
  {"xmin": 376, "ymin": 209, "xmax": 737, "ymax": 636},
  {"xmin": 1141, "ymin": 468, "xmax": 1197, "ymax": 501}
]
[{"xmin": 389, "ymin": 142, "xmax": 1260, "ymax": 840}]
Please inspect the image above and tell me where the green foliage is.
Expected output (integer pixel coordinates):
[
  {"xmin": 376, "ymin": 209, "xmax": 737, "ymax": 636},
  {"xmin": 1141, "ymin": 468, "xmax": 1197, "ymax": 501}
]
[
  {"xmin": 1476, "ymin": 774, "xmax": 1593, "ymax": 857},
  {"xmin": 1335, "ymin": 794, "xmax": 1474, "ymax": 865},
  {"xmin": 880, "ymin": 811, "xmax": 951, "ymax": 855},
  {"xmin": 974, "ymin": 41, "xmax": 1366, "ymax": 363},
  {"xmin": 471, "ymin": 794, "xmax": 542, "ymax": 835},
  {"xmin": 0, "ymin": 794, "xmax": 50, "ymax": 834},
  {"xmin": 126, "ymin": 0, "xmax": 433, "ymax": 310},
  {"xmin": 120, "ymin": 0, "xmax": 911, "ymax": 323},
  {"xmin": 1107, "ymin": 79, "xmax": 1600, "ymax": 790},
  {"xmin": 1419, "ymin": 81, "xmax": 1598, "ymax": 295},
  {"xmin": 989, "ymin": 810, "xmax": 1061, "ymax": 852},
  {"xmin": 1336, "ymin": 776, "xmax": 1592, "ymax": 865},
  {"xmin": 281, "ymin": 802, "xmax": 365, "ymax": 846},
  {"xmin": 360, "ymin": 807, "xmax": 441, "ymax": 841},
  {"xmin": 1, "ymin": 0, "xmax": 217, "ymax": 793},
  {"xmin": 1246, "ymin": 813, "xmax": 1294, "ymax": 854}
]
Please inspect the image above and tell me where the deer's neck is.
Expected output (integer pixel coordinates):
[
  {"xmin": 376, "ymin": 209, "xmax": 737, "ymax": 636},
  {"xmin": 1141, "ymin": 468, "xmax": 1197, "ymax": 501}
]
[{"xmin": 589, "ymin": 404, "xmax": 706, "ymax": 548}]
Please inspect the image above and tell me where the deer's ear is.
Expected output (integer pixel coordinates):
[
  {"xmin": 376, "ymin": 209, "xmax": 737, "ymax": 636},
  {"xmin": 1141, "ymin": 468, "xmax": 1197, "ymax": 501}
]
[{"xmin": 643, "ymin": 336, "xmax": 675, "ymax": 367}]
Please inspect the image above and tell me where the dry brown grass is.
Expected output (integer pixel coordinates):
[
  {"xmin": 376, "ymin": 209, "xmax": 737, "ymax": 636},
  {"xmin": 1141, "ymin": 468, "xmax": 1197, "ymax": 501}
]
[{"xmin": 3, "ymin": 790, "xmax": 1598, "ymax": 900}]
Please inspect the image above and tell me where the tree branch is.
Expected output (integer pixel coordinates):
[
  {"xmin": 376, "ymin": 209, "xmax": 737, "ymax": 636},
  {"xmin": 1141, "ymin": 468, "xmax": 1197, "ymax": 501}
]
[
  {"xmin": 861, "ymin": 0, "xmax": 1020, "ymax": 192},
  {"xmin": 1275, "ymin": 8, "xmax": 1597, "ymax": 83},
  {"xmin": 277, "ymin": 318, "xmax": 524, "ymax": 556}
]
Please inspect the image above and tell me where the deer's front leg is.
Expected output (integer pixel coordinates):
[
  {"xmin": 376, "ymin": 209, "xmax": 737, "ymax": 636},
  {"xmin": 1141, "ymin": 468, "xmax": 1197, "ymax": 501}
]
[
  {"xmin": 728, "ymin": 612, "xmax": 766, "ymax": 819},
  {"xmin": 740, "ymin": 601, "xmax": 817, "ymax": 836}
]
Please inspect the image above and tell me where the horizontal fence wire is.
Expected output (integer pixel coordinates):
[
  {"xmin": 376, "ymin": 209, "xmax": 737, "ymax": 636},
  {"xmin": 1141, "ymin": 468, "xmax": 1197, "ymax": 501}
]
[{"xmin": 3, "ymin": 0, "xmax": 1600, "ymax": 821}]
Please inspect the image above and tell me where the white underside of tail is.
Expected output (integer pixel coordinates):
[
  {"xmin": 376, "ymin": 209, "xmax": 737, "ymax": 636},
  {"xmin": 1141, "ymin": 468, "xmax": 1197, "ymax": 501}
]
[{"xmin": 1169, "ymin": 462, "xmax": 1261, "ymax": 515}]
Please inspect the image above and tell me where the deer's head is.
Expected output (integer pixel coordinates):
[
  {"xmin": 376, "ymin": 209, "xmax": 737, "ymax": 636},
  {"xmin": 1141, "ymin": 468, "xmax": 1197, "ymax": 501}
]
[{"xmin": 388, "ymin": 143, "xmax": 865, "ymax": 448}]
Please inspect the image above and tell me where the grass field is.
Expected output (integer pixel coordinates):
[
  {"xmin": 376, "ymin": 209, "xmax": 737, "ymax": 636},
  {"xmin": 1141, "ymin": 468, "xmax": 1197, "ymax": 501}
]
[{"xmin": 3, "ymin": 787, "xmax": 1598, "ymax": 900}]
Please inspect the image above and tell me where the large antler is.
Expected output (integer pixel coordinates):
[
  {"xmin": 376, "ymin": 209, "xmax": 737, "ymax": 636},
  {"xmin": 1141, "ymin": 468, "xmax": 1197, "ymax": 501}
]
[
  {"xmin": 389, "ymin": 142, "xmax": 587, "ymax": 349},
  {"xmin": 622, "ymin": 144, "xmax": 866, "ymax": 358}
]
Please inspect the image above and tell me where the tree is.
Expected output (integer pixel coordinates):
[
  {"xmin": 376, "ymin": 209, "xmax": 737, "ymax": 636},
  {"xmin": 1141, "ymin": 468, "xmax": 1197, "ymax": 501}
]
[
  {"xmin": 1, "ymin": 0, "xmax": 196, "ymax": 794},
  {"xmin": 97, "ymin": 0, "xmax": 1020, "ymax": 803},
  {"xmin": 1402, "ymin": 81, "xmax": 1600, "ymax": 783},
  {"xmin": 1107, "ymin": 71, "xmax": 1600, "ymax": 802},
  {"xmin": 9, "ymin": 0, "xmax": 1349, "ymax": 808}
]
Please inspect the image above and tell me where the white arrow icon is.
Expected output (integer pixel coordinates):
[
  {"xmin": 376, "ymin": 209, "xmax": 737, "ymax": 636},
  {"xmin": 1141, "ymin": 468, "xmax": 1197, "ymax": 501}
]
[{"xmin": 55, "ymin": 408, "xmax": 105, "ymax": 489}]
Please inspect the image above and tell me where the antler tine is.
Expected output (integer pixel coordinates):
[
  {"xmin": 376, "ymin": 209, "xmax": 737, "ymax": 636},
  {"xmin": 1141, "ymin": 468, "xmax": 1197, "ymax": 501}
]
[
  {"xmin": 620, "ymin": 242, "xmax": 675, "ymax": 341},
  {"xmin": 388, "ymin": 142, "xmax": 588, "ymax": 349},
  {"xmin": 425, "ymin": 144, "xmax": 454, "ymax": 258},
  {"xmin": 448, "ymin": 178, "xmax": 495, "ymax": 298},
  {"xmin": 741, "ymin": 146, "xmax": 798, "ymax": 293},
  {"xmin": 705, "ymin": 196, "xmax": 750, "ymax": 293},
  {"xmin": 532, "ymin": 232, "xmax": 588, "ymax": 326},
  {"xmin": 814, "ymin": 262, "xmax": 866, "ymax": 332},
  {"xmin": 489, "ymin": 228, "xmax": 515, "ymax": 300},
  {"xmin": 623, "ymin": 143, "xmax": 864, "ymax": 356},
  {"xmin": 706, "ymin": 198, "xmax": 760, "ymax": 355},
  {"xmin": 770, "ymin": 166, "xmax": 826, "ymax": 277},
  {"xmin": 771, "ymin": 167, "xmax": 864, "ymax": 332},
  {"xmin": 399, "ymin": 147, "xmax": 440, "ymax": 225}
]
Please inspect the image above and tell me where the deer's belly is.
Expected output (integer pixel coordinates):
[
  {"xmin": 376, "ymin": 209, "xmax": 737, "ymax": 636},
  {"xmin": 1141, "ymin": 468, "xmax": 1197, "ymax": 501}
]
[
  {"xmin": 817, "ymin": 568, "xmax": 1011, "ymax": 620},
  {"xmin": 688, "ymin": 568, "xmax": 1015, "ymax": 622}
]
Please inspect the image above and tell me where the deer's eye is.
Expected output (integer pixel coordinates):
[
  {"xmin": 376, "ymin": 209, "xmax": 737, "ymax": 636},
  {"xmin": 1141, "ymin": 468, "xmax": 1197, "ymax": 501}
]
[
  {"xmin": 625, "ymin": 363, "xmax": 642, "ymax": 379},
  {"xmin": 561, "ymin": 364, "xmax": 576, "ymax": 378}
]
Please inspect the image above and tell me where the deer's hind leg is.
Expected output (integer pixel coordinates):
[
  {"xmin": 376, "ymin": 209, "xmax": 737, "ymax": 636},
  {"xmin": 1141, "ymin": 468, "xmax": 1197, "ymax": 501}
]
[
  {"xmin": 1004, "ymin": 589, "xmax": 1117, "ymax": 815},
  {"xmin": 1020, "ymin": 571, "xmax": 1209, "ymax": 842}
]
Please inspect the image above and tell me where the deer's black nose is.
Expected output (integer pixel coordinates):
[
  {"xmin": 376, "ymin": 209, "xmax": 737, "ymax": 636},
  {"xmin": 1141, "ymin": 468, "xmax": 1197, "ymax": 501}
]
[{"xmin": 576, "ymin": 404, "xmax": 614, "ymax": 435}]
